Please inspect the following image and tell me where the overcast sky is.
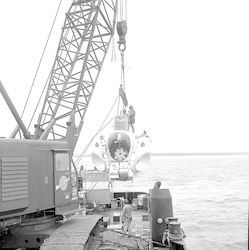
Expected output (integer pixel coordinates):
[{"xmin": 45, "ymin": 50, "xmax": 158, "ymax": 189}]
[{"xmin": 0, "ymin": 1, "xmax": 249, "ymax": 154}]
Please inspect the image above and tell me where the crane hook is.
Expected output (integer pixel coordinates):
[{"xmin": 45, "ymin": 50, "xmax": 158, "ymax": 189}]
[{"xmin": 117, "ymin": 20, "xmax": 127, "ymax": 51}]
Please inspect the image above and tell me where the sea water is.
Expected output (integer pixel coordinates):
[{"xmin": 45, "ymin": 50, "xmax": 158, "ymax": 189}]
[{"xmin": 78, "ymin": 154, "xmax": 249, "ymax": 250}]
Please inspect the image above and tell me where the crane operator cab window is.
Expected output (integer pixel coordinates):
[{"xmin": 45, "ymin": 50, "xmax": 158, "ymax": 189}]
[{"xmin": 55, "ymin": 153, "xmax": 69, "ymax": 171}]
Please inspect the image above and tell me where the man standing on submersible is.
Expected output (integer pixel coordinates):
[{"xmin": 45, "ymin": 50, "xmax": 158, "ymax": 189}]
[{"xmin": 128, "ymin": 106, "xmax": 136, "ymax": 133}]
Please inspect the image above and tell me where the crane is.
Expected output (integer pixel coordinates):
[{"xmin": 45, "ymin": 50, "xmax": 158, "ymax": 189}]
[{"xmin": 0, "ymin": 0, "xmax": 121, "ymax": 248}]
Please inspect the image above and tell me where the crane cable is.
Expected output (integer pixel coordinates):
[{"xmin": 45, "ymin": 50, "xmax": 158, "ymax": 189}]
[
  {"xmin": 30, "ymin": 2, "xmax": 77, "ymax": 130},
  {"xmin": 118, "ymin": 0, "xmax": 127, "ymax": 24},
  {"xmin": 21, "ymin": 0, "xmax": 63, "ymax": 130},
  {"xmin": 116, "ymin": 0, "xmax": 128, "ymax": 115},
  {"xmin": 75, "ymin": 117, "xmax": 113, "ymax": 165},
  {"xmin": 117, "ymin": 49, "xmax": 126, "ymax": 115},
  {"xmin": 74, "ymin": 96, "xmax": 119, "ymax": 199},
  {"xmin": 76, "ymin": 0, "xmax": 129, "ymax": 163},
  {"xmin": 75, "ymin": 94, "xmax": 120, "ymax": 166},
  {"xmin": 74, "ymin": 94, "xmax": 121, "ymax": 196},
  {"xmin": 75, "ymin": 1, "xmax": 129, "ymax": 202},
  {"xmin": 75, "ymin": 0, "xmax": 129, "ymax": 167}
]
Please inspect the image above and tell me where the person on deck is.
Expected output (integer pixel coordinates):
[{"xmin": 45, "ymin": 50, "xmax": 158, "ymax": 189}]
[
  {"xmin": 121, "ymin": 199, "xmax": 133, "ymax": 235},
  {"xmin": 128, "ymin": 105, "xmax": 136, "ymax": 133}
]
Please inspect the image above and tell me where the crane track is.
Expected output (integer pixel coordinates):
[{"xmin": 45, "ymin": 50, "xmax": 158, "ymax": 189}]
[{"xmin": 87, "ymin": 220, "xmax": 105, "ymax": 250}]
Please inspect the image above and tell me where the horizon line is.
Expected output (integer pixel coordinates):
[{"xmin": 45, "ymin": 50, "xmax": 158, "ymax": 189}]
[{"xmin": 73, "ymin": 152, "xmax": 249, "ymax": 157}]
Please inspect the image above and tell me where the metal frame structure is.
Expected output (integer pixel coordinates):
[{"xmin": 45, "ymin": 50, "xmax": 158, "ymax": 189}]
[{"xmin": 34, "ymin": 0, "xmax": 118, "ymax": 152}]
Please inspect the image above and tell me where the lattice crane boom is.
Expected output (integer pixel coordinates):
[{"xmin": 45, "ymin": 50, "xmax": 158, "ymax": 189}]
[{"xmin": 34, "ymin": 0, "xmax": 118, "ymax": 152}]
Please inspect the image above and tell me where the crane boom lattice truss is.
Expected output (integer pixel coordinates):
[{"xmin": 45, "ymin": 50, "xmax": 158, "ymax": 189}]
[{"xmin": 34, "ymin": 0, "xmax": 117, "ymax": 152}]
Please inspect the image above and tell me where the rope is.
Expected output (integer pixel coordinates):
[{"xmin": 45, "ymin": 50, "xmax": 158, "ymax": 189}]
[
  {"xmin": 118, "ymin": 0, "xmax": 127, "ymax": 23},
  {"xmin": 117, "ymin": 94, "xmax": 121, "ymax": 114},
  {"xmin": 84, "ymin": 173, "xmax": 104, "ymax": 192},
  {"xmin": 88, "ymin": 181, "xmax": 112, "ymax": 205},
  {"xmin": 79, "ymin": 168, "xmax": 96, "ymax": 191},
  {"xmin": 120, "ymin": 50, "xmax": 125, "ymax": 89},
  {"xmin": 111, "ymin": 230, "xmax": 167, "ymax": 247},
  {"xmin": 118, "ymin": 50, "xmax": 126, "ymax": 114},
  {"xmin": 111, "ymin": 36, "xmax": 117, "ymax": 62},
  {"xmin": 75, "ymin": 94, "xmax": 130, "ymax": 204},
  {"xmin": 125, "ymin": 0, "xmax": 127, "ymax": 24},
  {"xmin": 75, "ymin": 117, "xmax": 113, "ymax": 165},
  {"xmin": 28, "ymin": 1, "xmax": 78, "ymax": 131},
  {"xmin": 23, "ymin": 0, "xmax": 63, "ymax": 128},
  {"xmin": 75, "ymin": 95, "xmax": 119, "ymax": 166},
  {"xmin": 119, "ymin": 0, "xmax": 123, "ymax": 21},
  {"xmin": 27, "ymin": 71, "xmax": 52, "ymax": 130}
]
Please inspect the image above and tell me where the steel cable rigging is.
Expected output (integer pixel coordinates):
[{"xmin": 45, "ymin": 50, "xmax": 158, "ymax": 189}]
[{"xmin": 21, "ymin": 0, "xmax": 63, "ymax": 132}]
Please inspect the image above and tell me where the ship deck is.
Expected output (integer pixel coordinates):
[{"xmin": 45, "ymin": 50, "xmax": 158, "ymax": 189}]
[
  {"xmin": 97, "ymin": 207, "xmax": 152, "ymax": 250},
  {"xmin": 40, "ymin": 206, "xmax": 161, "ymax": 250}
]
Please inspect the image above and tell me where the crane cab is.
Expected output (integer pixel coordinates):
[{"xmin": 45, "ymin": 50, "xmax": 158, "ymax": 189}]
[
  {"xmin": 53, "ymin": 149, "xmax": 78, "ymax": 215},
  {"xmin": 0, "ymin": 139, "xmax": 79, "ymax": 226}
]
